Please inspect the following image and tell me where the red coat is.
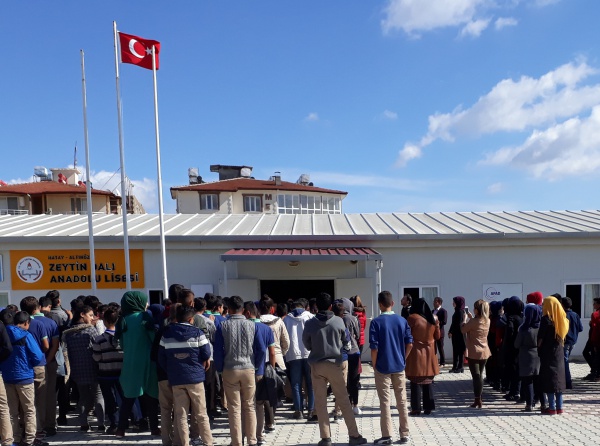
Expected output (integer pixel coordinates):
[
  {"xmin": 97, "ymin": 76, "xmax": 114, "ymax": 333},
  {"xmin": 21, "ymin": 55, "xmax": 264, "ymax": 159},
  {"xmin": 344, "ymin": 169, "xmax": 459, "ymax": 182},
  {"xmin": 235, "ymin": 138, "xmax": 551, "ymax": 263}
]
[
  {"xmin": 591, "ymin": 310, "xmax": 600, "ymax": 348},
  {"xmin": 354, "ymin": 310, "xmax": 367, "ymax": 347}
]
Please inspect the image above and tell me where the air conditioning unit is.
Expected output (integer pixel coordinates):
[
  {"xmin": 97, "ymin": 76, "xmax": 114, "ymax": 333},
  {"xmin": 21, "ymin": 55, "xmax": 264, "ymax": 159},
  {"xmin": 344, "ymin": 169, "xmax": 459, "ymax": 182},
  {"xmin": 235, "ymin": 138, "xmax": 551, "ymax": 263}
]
[{"xmin": 46, "ymin": 208, "xmax": 53, "ymax": 215}]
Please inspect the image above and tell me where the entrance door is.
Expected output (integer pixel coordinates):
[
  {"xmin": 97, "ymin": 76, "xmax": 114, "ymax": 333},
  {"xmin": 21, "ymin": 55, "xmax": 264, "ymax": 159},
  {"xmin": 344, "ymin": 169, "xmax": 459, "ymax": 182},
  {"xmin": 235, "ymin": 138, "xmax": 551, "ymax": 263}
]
[
  {"xmin": 260, "ymin": 279, "xmax": 334, "ymax": 303},
  {"xmin": 32, "ymin": 196, "xmax": 44, "ymax": 214}
]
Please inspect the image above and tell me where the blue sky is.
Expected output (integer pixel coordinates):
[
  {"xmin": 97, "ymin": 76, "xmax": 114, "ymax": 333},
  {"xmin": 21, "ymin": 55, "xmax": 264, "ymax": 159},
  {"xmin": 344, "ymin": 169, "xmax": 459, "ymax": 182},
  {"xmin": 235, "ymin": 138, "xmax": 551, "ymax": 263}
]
[{"xmin": 1, "ymin": 0, "xmax": 599, "ymax": 214}]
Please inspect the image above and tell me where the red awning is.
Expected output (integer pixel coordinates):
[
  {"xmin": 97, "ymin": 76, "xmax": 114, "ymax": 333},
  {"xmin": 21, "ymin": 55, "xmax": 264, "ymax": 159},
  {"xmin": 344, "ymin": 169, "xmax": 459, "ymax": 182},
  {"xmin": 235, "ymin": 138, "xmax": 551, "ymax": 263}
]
[{"xmin": 220, "ymin": 247, "xmax": 382, "ymax": 261}]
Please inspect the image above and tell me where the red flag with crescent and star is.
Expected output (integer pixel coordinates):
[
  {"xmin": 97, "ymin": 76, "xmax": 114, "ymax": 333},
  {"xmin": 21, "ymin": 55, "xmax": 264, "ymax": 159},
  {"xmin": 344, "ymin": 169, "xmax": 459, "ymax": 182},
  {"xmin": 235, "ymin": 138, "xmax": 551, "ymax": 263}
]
[{"xmin": 119, "ymin": 32, "xmax": 160, "ymax": 70}]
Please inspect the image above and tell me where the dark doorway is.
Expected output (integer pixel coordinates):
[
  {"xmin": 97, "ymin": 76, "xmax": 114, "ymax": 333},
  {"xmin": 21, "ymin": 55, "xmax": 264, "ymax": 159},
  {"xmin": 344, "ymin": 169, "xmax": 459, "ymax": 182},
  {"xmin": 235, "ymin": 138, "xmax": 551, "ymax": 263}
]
[
  {"xmin": 260, "ymin": 280, "xmax": 335, "ymax": 304},
  {"xmin": 149, "ymin": 289, "xmax": 164, "ymax": 305},
  {"xmin": 565, "ymin": 284, "xmax": 582, "ymax": 316},
  {"xmin": 31, "ymin": 196, "xmax": 44, "ymax": 214}
]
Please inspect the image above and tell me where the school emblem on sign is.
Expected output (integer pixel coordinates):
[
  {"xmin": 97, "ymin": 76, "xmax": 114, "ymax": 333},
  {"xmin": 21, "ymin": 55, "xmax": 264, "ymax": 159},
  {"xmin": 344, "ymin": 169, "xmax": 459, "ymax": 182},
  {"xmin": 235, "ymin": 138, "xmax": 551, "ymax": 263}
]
[{"xmin": 16, "ymin": 256, "xmax": 44, "ymax": 283}]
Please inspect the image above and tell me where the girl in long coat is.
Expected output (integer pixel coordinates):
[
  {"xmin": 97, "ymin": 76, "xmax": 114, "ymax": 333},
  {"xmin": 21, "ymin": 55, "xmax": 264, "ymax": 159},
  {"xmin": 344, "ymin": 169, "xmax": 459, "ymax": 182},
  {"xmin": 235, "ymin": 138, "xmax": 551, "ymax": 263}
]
[
  {"xmin": 538, "ymin": 295, "xmax": 568, "ymax": 415},
  {"xmin": 461, "ymin": 299, "xmax": 491, "ymax": 408},
  {"xmin": 448, "ymin": 296, "xmax": 466, "ymax": 373},
  {"xmin": 514, "ymin": 304, "xmax": 541, "ymax": 412},
  {"xmin": 405, "ymin": 298, "xmax": 440, "ymax": 415}
]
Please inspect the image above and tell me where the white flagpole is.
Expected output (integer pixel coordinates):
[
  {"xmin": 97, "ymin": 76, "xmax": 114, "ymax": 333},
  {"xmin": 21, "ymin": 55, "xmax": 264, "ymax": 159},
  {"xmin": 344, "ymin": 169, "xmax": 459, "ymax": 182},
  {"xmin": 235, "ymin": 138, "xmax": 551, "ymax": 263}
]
[
  {"xmin": 80, "ymin": 50, "xmax": 97, "ymax": 292},
  {"xmin": 113, "ymin": 21, "xmax": 132, "ymax": 290},
  {"xmin": 151, "ymin": 45, "xmax": 169, "ymax": 300}
]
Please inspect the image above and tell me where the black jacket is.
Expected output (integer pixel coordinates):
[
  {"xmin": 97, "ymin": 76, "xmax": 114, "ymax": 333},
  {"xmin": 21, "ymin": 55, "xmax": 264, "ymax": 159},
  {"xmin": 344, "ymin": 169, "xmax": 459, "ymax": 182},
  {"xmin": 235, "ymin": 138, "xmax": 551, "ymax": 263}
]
[{"xmin": 0, "ymin": 321, "xmax": 13, "ymax": 364}]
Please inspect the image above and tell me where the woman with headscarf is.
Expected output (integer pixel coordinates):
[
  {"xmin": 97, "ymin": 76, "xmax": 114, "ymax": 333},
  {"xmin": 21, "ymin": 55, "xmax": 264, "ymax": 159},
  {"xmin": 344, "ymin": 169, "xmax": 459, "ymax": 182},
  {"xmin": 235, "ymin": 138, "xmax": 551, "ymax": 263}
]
[
  {"xmin": 461, "ymin": 300, "xmax": 491, "ymax": 408},
  {"xmin": 115, "ymin": 291, "xmax": 160, "ymax": 437},
  {"xmin": 405, "ymin": 298, "xmax": 440, "ymax": 415},
  {"xmin": 538, "ymin": 296, "xmax": 569, "ymax": 415},
  {"xmin": 502, "ymin": 296, "xmax": 524, "ymax": 401},
  {"xmin": 448, "ymin": 296, "xmax": 466, "ymax": 373},
  {"xmin": 148, "ymin": 303, "xmax": 166, "ymax": 330},
  {"xmin": 485, "ymin": 301, "xmax": 503, "ymax": 390},
  {"xmin": 514, "ymin": 304, "xmax": 542, "ymax": 412}
]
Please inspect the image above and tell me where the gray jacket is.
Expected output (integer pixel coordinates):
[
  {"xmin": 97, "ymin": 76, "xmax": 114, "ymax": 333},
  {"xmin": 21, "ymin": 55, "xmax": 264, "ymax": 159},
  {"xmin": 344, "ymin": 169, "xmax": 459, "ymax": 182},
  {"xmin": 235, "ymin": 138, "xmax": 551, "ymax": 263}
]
[
  {"xmin": 514, "ymin": 328, "xmax": 540, "ymax": 377},
  {"xmin": 302, "ymin": 311, "xmax": 349, "ymax": 365}
]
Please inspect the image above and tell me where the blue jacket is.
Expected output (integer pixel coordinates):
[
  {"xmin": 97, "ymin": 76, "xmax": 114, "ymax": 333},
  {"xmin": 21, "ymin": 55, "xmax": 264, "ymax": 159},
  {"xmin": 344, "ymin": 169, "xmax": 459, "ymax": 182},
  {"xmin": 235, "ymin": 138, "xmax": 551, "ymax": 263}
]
[
  {"xmin": 158, "ymin": 322, "xmax": 211, "ymax": 386},
  {"xmin": 565, "ymin": 309, "xmax": 584, "ymax": 346},
  {"xmin": 0, "ymin": 325, "xmax": 45, "ymax": 384}
]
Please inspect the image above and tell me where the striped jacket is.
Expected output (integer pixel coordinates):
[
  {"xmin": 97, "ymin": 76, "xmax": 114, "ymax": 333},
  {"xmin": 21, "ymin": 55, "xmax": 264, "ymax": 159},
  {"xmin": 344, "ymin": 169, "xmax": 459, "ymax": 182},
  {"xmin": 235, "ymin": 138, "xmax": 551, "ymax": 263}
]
[
  {"xmin": 92, "ymin": 330, "xmax": 123, "ymax": 380},
  {"xmin": 158, "ymin": 322, "xmax": 211, "ymax": 386}
]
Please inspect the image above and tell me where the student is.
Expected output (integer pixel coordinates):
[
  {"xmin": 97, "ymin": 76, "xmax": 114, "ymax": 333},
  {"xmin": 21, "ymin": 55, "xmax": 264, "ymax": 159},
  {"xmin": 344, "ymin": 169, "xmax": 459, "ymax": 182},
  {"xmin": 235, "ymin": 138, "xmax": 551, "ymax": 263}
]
[
  {"xmin": 21, "ymin": 296, "xmax": 59, "ymax": 442},
  {"xmin": 370, "ymin": 291, "xmax": 413, "ymax": 445},
  {"xmin": 461, "ymin": 300, "xmax": 490, "ymax": 409},
  {"xmin": 214, "ymin": 296, "xmax": 263, "ymax": 446},
  {"xmin": 0, "ymin": 314, "xmax": 14, "ymax": 446},
  {"xmin": 448, "ymin": 296, "xmax": 467, "ymax": 373},
  {"xmin": 63, "ymin": 305, "xmax": 104, "ymax": 431},
  {"xmin": 432, "ymin": 297, "xmax": 448, "ymax": 366},
  {"xmin": 561, "ymin": 297, "xmax": 583, "ymax": 389},
  {"xmin": 284, "ymin": 299, "xmax": 315, "ymax": 420},
  {"xmin": 159, "ymin": 306, "xmax": 212, "ymax": 446},
  {"xmin": 0, "ymin": 311, "xmax": 45, "ymax": 446},
  {"xmin": 92, "ymin": 307, "xmax": 124, "ymax": 434},
  {"xmin": 178, "ymin": 289, "xmax": 208, "ymax": 334},
  {"xmin": 514, "ymin": 304, "xmax": 541, "ymax": 412},
  {"xmin": 302, "ymin": 292, "xmax": 367, "ymax": 446}
]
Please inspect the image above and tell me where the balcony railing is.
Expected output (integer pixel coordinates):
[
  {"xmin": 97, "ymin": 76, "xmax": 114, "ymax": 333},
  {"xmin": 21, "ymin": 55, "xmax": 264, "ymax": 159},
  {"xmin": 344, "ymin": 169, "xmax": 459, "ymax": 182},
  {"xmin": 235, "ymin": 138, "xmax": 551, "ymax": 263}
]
[{"xmin": 0, "ymin": 209, "xmax": 29, "ymax": 215}]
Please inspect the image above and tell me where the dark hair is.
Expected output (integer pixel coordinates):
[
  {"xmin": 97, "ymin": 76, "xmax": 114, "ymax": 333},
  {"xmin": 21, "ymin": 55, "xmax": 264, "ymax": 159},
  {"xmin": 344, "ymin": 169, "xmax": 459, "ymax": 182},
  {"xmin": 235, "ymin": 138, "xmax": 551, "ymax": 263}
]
[
  {"xmin": 0, "ymin": 309, "xmax": 14, "ymax": 325},
  {"xmin": 39, "ymin": 296, "xmax": 52, "ymax": 309},
  {"xmin": 204, "ymin": 292, "xmax": 215, "ymax": 300},
  {"xmin": 561, "ymin": 297, "xmax": 572, "ymax": 310},
  {"xmin": 74, "ymin": 305, "xmax": 93, "ymax": 323},
  {"xmin": 228, "ymin": 296, "xmax": 244, "ymax": 313},
  {"xmin": 593, "ymin": 297, "xmax": 600, "ymax": 305},
  {"xmin": 162, "ymin": 298, "xmax": 172, "ymax": 306},
  {"xmin": 46, "ymin": 290, "xmax": 60, "ymax": 306},
  {"xmin": 194, "ymin": 298, "xmax": 207, "ymax": 312},
  {"xmin": 243, "ymin": 301, "xmax": 259, "ymax": 318},
  {"xmin": 103, "ymin": 307, "xmax": 120, "ymax": 326},
  {"xmin": 332, "ymin": 302, "xmax": 344, "ymax": 316},
  {"xmin": 378, "ymin": 291, "xmax": 394, "ymax": 308},
  {"xmin": 209, "ymin": 296, "xmax": 223, "ymax": 312},
  {"xmin": 83, "ymin": 295, "xmax": 100, "ymax": 312},
  {"xmin": 14, "ymin": 311, "xmax": 31, "ymax": 326},
  {"xmin": 276, "ymin": 303, "xmax": 288, "ymax": 318},
  {"xmin": 20, "ymin": 296, "xmax": 40, "ymax": 315},
  {"xmin": 316, "ymin": 292, "xmax": 333, "ymax": 311},
  {"xmin": 176, "ymin": 305, "xmax": 196, "ymax": 323},
  {"xmin": 168, "ymin": 283, "xmax": 185, "ymax": 302},
  {"xmin": 178, "ymin": 288, "xmax": 195, "ymax": 305},
  {"xmin": 259, "ymin": 297, "xmax": 275, "ymax": 315},
  {"xmin": 5, "ymin": 304, "xmax": 18, "ymax": 313},
  {"xmin": 403, "ymin": 294, "xmax": 413, "ymax": 305},
  {"xmin": 309, "ymin": 298, "xmax": 318, "ymax": 314},
  {"xmin": 434, "ymin": 296, "xmax": 443, "ymax": 304}
]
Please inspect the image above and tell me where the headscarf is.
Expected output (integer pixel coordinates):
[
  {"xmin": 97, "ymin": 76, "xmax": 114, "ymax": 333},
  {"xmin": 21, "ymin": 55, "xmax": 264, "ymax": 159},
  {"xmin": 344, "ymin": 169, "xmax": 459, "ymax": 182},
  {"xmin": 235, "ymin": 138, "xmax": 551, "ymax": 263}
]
[
  {"xmin": 115, "ymin": 291, "xmax": 154, "ymax": 339},
  {"xmin": 526, "ymin": 291, "xmax": 543, "ymax": 306},
  {"xmin": 519, "ymin": 304, "xmax": 541, "ymax": 332},
  {"xmin": 506, "ymin": 296, "xmax": 524, "ymax": 316},
  {"xmin": 542, "ymin": 296, "xmax": 569, "ymax": 342},
  {"xmin": 452, "ymin": 296, "xmax": 465, "ymax": 311},
  {"xmin": 148, "ymin": 304, "xmax": 166, "ymax": 329},
  {"xmin": 410, "ymin": 298, "xmax": 436, "ymax": 325},
  {"xmin": 489, "ymin": 301, "xmax": 503, "ymax": 317}
]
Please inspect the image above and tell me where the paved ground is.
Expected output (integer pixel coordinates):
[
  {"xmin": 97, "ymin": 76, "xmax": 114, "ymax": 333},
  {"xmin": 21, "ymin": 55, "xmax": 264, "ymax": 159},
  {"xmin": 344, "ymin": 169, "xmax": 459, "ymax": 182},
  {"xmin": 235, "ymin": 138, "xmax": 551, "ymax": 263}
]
[{"xmin": 48, "ymin": 361, "xmax": 600, "ymax": 446}]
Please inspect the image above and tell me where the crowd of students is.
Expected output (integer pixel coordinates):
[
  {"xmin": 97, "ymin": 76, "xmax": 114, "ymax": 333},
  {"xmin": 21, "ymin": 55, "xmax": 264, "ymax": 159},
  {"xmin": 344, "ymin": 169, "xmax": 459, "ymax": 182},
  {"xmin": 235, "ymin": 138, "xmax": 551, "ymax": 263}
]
[{"xmin": 0, "ymin": 287, "xmax": 598, "ymax": 446}]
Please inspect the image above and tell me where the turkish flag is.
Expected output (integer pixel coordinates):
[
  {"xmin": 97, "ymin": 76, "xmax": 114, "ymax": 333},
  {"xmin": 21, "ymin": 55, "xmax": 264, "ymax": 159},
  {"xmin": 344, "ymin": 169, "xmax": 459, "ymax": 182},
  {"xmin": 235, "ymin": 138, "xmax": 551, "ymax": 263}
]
[{"xmin": 119, "ymin": 32, "xmax": 160, "ymax": 70}]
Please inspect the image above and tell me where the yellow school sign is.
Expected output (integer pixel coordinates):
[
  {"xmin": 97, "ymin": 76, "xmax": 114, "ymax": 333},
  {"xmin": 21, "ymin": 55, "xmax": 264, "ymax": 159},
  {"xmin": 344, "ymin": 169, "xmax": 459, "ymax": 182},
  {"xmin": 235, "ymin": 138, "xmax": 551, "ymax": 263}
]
[{"xmin": 11, "ymin": 249, "xmax": 145, "ymax": 290}]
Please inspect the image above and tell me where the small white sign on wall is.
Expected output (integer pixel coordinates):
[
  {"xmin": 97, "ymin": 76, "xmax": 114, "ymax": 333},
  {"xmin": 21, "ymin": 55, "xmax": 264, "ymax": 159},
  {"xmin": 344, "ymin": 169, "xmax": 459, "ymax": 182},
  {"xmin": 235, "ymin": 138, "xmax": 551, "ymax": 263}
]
[
  {"xmin": 482, "ymin": 283, "xmax": 523, "ymax": 301},
  {"xmin": 191, "ymin": 284, "xmax": 214, "ymax": 298}
]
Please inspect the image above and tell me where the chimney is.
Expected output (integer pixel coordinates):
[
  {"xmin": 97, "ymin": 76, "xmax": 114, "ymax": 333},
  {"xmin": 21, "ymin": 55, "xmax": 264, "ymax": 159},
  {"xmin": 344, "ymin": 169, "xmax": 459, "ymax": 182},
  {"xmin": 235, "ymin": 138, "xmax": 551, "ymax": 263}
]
[{"xmin": 273, "ymin": 171, "xmax": 281, "ymax": 186}]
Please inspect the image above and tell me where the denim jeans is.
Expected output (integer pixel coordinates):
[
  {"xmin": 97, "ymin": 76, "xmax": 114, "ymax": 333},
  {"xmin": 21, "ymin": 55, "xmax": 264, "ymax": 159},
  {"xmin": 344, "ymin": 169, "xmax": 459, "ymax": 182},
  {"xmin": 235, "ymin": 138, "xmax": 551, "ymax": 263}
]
[
  {"xmin": 564, "ymin": 344, "xmax": 573, "ymax": 388},
  {"xmin": 546, "ymin": 392, "xmax": 563, "ymax": 410},
  {"xmin": 287, "ymin": 359, "xmax": 314, "ymax": 412}
]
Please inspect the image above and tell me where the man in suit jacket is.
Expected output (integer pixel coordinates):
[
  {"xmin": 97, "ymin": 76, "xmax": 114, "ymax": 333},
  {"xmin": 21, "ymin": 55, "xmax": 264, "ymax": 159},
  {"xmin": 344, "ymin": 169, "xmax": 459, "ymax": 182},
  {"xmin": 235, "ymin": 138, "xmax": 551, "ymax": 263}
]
[{"xmin": 432, "ymin": 297, "xmax": 448, "ymax": 366}]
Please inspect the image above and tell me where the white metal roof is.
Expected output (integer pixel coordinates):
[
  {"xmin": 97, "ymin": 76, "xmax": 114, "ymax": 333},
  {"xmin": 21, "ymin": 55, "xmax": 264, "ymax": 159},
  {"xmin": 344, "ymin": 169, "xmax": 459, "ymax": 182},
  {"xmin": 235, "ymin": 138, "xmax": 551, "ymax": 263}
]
[{"xmin": 1, "ymin": 210, "xmax": 600, "ymax": 241}]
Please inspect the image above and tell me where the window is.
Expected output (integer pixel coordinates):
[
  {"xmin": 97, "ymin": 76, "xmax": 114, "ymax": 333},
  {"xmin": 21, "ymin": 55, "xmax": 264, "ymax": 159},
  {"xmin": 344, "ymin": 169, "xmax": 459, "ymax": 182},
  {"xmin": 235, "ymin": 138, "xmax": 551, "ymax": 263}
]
[
  {"xmin": 277, "ymin": 194, "xmax": 300, "ymax": 214},
  {"xmin": 322, "ymin": 197, "xmax": 341, "ymax": 214},
  {"xmin": 402, "ymin": 285, "xmax": 440, "ymax": 309},
  {"xmin": 565, "ymin": 282, "xmax": 600, "ymax": 318},
  {"xmin": 300, "ymin": 195, "xmax": 321, "ymax": 214},
  {"xmin": 70, "ymin": 197, "xmax": 87, "ymax": 213},
  {"xmin": 200, "ymin": 194, "xmax": 219, "ymax": 211},
  {"xmin": 0, "ymin": 197, "xmax": 18, "ymax": 213},
  {"xmin": 244, "ymin": 195, "xmax": 262, "ymax": 212}
]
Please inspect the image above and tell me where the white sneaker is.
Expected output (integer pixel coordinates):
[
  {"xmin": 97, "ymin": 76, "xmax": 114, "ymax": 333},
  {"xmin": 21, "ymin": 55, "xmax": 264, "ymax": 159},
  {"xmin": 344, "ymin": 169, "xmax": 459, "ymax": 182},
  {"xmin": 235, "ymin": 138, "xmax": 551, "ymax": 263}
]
[{"xmin": 353, "ymin": 406, "xmax": 362, "ymax": 415}]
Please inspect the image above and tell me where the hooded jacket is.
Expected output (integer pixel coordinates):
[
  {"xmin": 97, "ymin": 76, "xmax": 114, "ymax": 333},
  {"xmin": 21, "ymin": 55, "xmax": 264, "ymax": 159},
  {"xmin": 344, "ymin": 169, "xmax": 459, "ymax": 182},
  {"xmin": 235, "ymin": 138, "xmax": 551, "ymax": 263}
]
[
  {"xmin": 0, "ymin": 325, "xmax": 44, "ymax": 384},
  {"xmin": 259, "ymin": 314, "xmax": 290, "ymax": 369},
  {"xmin": 340, "ymin": 298, "xmax": 360, "ymax": 355},
  {"xmin": 158, "ymin": 322, "xmax": 211, "ymax": 386},
  {"xmin": 302, "ymin": 311, "xmax": 350, "ymax": 365},
  {"xmin": 63, "ymin": 323, "xmax": 99, "ymax": 386},
  {"xmin": 283, "ymin": 308, "xmax": 314, "ymax": 361}
]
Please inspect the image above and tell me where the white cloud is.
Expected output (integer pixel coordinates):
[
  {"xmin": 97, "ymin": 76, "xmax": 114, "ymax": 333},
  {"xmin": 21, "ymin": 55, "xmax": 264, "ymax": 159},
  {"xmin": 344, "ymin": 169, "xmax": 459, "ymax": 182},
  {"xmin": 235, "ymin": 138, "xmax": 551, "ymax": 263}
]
[
  {"xmin": 89, "ymin": 170, "xmax": 157, "ymax": 212},
  {"xmin": 304, "ymin": 112, "xmax": 319, "ymax": 122},
  {"xmin": 487, "ymin": 182, "xmax": 503, "ymax": 194},
  {"xmin": 533, "ymin": 0, "xmax": 560, "ymax": 6},
  {"xmin": 481, "ymin": 106, "xmax": 600, "ymax": 179},
  {"xmin": 494, "ymin": 17, "xmax": 518, "ymax": 30},
  {"xmin": 397, "ymin": 61, "xmax": 600, "ymax": 166},
  {"xmin": 459, "ymin": 18, "xmax": 491, "ymax": 38},
  {"xmin": 382, "ymin": 0, "xmax": 486, "ymax": 36},
  {"xmin": 381, "ymin": 109, "xmax": 398, "ymax": 120}
]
